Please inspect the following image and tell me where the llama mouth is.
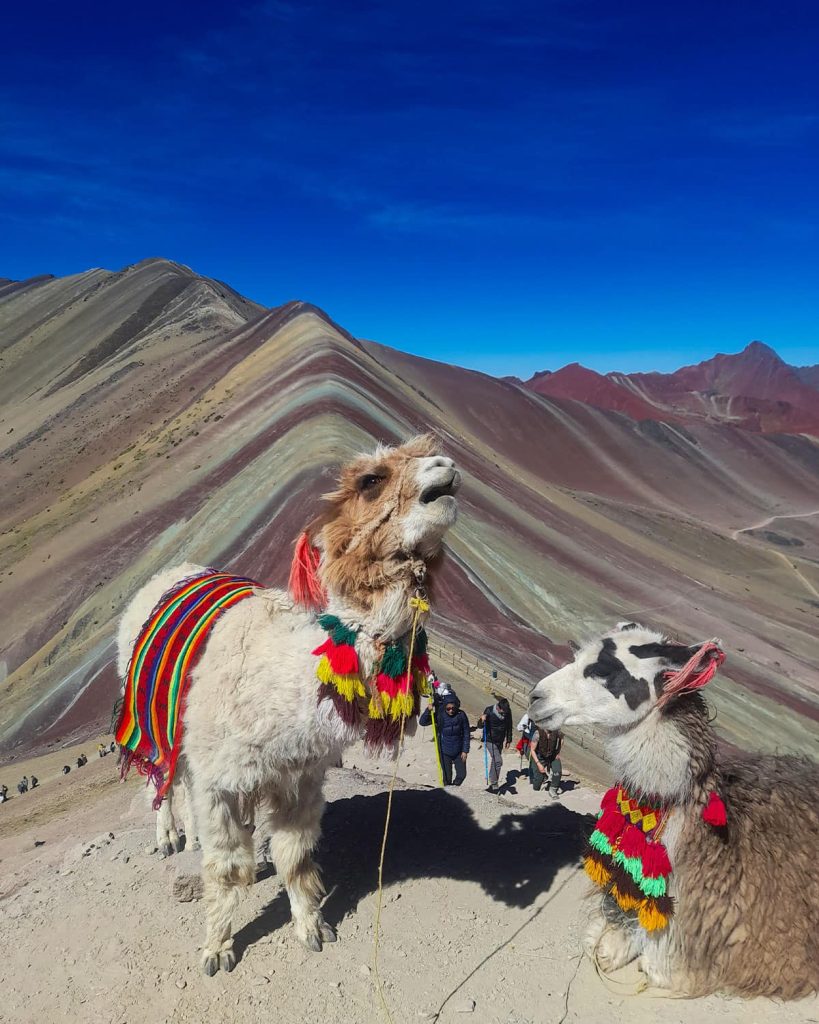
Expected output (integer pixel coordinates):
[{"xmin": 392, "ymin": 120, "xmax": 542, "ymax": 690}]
[{"xmin": 420, "ymin": 472, "xmax": 460, "ymax": 504}]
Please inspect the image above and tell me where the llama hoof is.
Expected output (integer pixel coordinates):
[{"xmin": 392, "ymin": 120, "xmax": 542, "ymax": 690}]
[
  {"xmin": 202, "ymin": 953, "xmax": 220, "ymax": 977},
  {"xmin": 158, "ymin": 841, "xmax": 174, "ymax": 859},
  {"xmin": 191, "ymin": 839, "xmax": 201, "ymax": 851},
  {"xmin": 320, "ymin": 922, "xmax": 337, "ymax": 943},
  {"xmin": 219, "ymin": 949, "xmax": 236, "ymax": 973},
  {"xmin": 171, "ymin": 835, "xmax": 184, "ymax": 853},
  {"xmin": 303, "ymin": 933, "xmax": 323, "ymax": 953},
  {"xmin": 590, "ymin": 926, "xmax": 640, "ymax": 973}
]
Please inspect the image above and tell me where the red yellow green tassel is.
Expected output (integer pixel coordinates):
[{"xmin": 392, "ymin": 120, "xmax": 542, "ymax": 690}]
[
  {"xmin": 585, "ymin": 782, "xmax": 675, "ymax": 932},
  {"xmin": 313, "ymin": 613, "xmax": 426, "ymax": 749}
]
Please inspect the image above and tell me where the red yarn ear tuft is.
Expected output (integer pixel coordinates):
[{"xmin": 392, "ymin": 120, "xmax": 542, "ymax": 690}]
[
  {"xmin": 289, "ymin": 532, "xmax": 326, "ymax": 610},
  {"xmin": 702, "ymin": 791, "xmax": 727, "ymax": 827}
]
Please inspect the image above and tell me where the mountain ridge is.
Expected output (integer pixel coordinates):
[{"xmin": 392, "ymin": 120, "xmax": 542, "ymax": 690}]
[
  {"xmin": 2, "ymin": 261, "xmax": 818, "ymax": 766},
  {"xmin": 524, "ymin": 340, "xmax": 819, "ymax": 435}
]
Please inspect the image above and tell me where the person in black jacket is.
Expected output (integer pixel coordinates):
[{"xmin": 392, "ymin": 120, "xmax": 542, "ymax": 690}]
[
  {"xmin": 419, "ymin": 691, "xmax": 470, "ymax": 786},
  {"xmin": 529, "ymin": 727, "xmax": 563, "ymax": 797},
  {"xmin": 478, "ymin": 698, "xmax": 513, "ymax": 793}
]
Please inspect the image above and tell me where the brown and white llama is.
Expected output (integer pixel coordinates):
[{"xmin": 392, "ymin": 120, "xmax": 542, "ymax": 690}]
[
  {"xmin": 116, "ymin": 436, "xmax": 459, "ymax": 975},
  {"xmin": 529, "ymin": 622, "xmax": 819, "ymax": 999}
]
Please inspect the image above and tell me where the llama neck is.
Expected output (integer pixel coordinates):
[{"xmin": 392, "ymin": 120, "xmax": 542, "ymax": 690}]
[
  {"xmin": 605, "ymin": 697, "xmax": 715, "ymax": 803},
  {"xmin": 606, "ymin": 714, "xmax": 692, "ymax": 802},
  {"xmin": 324, "ymin": 581, "xmax": 420, "ymax": 644}
]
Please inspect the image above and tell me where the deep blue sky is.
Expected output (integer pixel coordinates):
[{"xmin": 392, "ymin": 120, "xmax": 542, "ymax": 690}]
[{"xmin": 1, "ymin": 2, "xmax": 817, "ymax": 375}]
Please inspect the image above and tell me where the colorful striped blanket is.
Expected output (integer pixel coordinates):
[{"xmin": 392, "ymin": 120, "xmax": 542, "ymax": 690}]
[{"xmin": 116, "ymin": 570, "xmax": 260, "ymax": 807}]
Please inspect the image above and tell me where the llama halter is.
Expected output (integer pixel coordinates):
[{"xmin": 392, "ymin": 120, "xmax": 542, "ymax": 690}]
[
  {"xmin": 313, "ymin": 611, "xmax": 429, "ymax": 751},
  {"xmin": 116, "ymin": 570, "xmax": 260, "ymax": 807}
]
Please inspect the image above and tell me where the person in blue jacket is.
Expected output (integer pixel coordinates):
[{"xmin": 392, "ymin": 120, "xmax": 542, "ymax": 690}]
[{"xmin": 419, "ymin": 690, "xmax": 470, "ymax": 786}]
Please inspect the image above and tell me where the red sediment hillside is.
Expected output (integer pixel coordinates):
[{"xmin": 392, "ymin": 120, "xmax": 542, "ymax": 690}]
[
  {"xmin": 1, "ymin": 262, "xmax": 818, "ymax": 765},
  {"xmin": 525, "ymin": 341, "xmax": 819, "ymax": 435}
]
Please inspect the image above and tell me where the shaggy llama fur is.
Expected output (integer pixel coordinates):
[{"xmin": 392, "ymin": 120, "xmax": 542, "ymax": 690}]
[
  {"xmin": 117, "ymin": 435, "xmax": 460, "ymax": 976},
  {"xmin": 529, "ymin": 622, "xmax": 819, "ymax": 999}
]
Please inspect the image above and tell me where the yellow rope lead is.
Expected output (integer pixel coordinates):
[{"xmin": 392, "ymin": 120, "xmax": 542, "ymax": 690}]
[{"xmin": 372, "ymin": 594, "xmax": 428, "ymax": 1024}]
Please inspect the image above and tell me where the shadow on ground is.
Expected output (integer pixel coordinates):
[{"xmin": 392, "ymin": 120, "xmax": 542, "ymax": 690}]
[{"xmin": 233, "ymin": 786, "xmax": 593, "ymax": 961}]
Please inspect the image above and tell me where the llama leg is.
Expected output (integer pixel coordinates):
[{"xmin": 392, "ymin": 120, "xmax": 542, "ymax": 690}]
[
  {"xmin": 156, "ymin": 785, "xmax": 182, "ymax": 857},
  {"xmin": 195, "ymin": 787, "xmax": 255, "ymax": 976},
  {"xmin": 583, "ymin": 902, "xmax": 642, "ymax": 972},
  {"xmin": 266, "ymin": 770, "xmax": 335, "ymax": 952},
  {"xmin": 638, "ymin": 931, "xmax": 675, "ymax": 989},
  {"xmin": 177, "ymin": 776, "xmax": 199, "ymax": 850}
]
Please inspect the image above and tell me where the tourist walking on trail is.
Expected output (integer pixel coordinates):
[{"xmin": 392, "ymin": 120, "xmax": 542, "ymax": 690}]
[
  {"xmin": 529, "ymin": 727, "xmax": 563, "ymax": 797},
  {"xmin": 0, "ymin": 784, "xmax": 8, "ymax": 803},
  {"xmin": 479, "ymin": 698, "xmax": 513, "ymax": 793},
  {"xmin": 419, "ymin": 691, "xmax": 470, "ymax": 786}
]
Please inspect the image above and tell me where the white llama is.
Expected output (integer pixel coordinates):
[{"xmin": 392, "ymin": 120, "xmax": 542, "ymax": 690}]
[
  {"xmin": 529, "ymin": 622, "xmax": 819, "ymax": 999},
  {"xmin": 117, "ymin": 436, "xmax": 459, "ymax": 975}
]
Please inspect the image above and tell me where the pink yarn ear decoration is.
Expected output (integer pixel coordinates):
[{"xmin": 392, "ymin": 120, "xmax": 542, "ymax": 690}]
[
  {"xmin": 288, "ymin": 532, "xmax": 326, "ymax": 610},
  {"xmin": 657, "ymin": 640, "xmax": 725, "ymax": 708}
]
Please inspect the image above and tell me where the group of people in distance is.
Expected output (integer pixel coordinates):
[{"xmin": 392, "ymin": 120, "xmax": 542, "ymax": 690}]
[
  {"xmin": 1, "ymin": 740, "xmax": 118, "ymax": 804},
  {"xmin": 419, "ymin": 676, "xmax": 564, "ymax": 797}
]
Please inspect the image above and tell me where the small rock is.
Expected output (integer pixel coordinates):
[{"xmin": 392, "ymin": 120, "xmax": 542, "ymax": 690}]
[
  {"xmin": 34, "ymin": 840, "xmax": 46, "ymax": 847},
  {"xmin": 358, "ymin": 964, "xmax": 371, "ymax": 977},
  {"xmin": 175, "ymin": 979, "xmax": 187, "ymax": 990},
  {"xmin": 171, "ymin": 849, "xmax": 204, "ymax": 902},
  {"xmin": 454, "ymin": 998, "xmax": 476, "ymax": 1013},
  {"xmin": 144, "ymin": 844, "xmax": 158, "ymax": 856}
]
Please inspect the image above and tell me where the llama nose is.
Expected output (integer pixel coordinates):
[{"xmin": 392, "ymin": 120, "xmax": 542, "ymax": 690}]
[{"xmin": 428, "ymin": 456, "xmax": 454, "ymax": 469}]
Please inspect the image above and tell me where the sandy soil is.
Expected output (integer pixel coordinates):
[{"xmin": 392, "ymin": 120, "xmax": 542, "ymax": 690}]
[{"xmin": 1, "ymin": 725, "xmax": 816, "ymax": 1024}]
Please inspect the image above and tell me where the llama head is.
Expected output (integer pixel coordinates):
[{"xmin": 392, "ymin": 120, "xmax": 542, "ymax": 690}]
[
  {"xmin": 529, "ymin": 622, "xmax": 724, "ymax": 731},
  {"xmin": 290, "ymin": 434, "xmax": 460, "ymax": 611}
]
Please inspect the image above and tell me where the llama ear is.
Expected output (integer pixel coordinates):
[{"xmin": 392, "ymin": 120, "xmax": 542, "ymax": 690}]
[
  {"xmin": 629, "ymin": 641, "xmax": 696, "ymax": 665},
  {"xmin": 288, "ymin": 532, "xmax": 326, "ymax": 610}
]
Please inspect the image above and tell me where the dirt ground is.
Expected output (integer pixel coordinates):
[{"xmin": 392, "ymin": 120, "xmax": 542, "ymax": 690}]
[{"xmin": 1, "ymin": 726, "xmax": 816, "ymax": 1024}]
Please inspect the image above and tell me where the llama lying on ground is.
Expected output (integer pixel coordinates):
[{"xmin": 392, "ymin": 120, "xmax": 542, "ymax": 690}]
[
  {"xmin": 529, "ymin": 622, "xmax": 819, "ymax": 999},
  {"xmin": 116, "ymin": 436, "xmax": 459, "ymax": 975}
]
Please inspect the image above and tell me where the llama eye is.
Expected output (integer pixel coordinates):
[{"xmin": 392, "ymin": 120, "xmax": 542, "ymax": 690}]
[{"xmin": 358, "ymin": 474, "xmax": 384, "ymax": 492}]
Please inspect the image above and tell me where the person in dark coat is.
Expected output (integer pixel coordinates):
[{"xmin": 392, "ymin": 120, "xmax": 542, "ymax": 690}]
[
  {"xmin": 419, "ymin": 691, "xmax": 470, "ymax": 786},
  {"xmin": 529, "ymin": 727, "xmax": 563, "ymax": 797},
  {"xmin": 478, "ymin": 698, "xmax": 513, "ymax": 793}
]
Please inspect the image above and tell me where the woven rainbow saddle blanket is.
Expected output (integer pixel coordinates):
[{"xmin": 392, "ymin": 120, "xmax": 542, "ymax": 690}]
[{"xmin": 115, "ymin": 570, "xmax": 260, "ymax": 807}]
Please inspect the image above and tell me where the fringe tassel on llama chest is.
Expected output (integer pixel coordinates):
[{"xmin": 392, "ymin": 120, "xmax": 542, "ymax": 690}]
[
  {"xmin": 313, "ymin": 613, "xmax": 428, "ymax": 751},
  {"xmin": 584, "ymin": 784, "xmax": 675, "ymax": 932}
]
